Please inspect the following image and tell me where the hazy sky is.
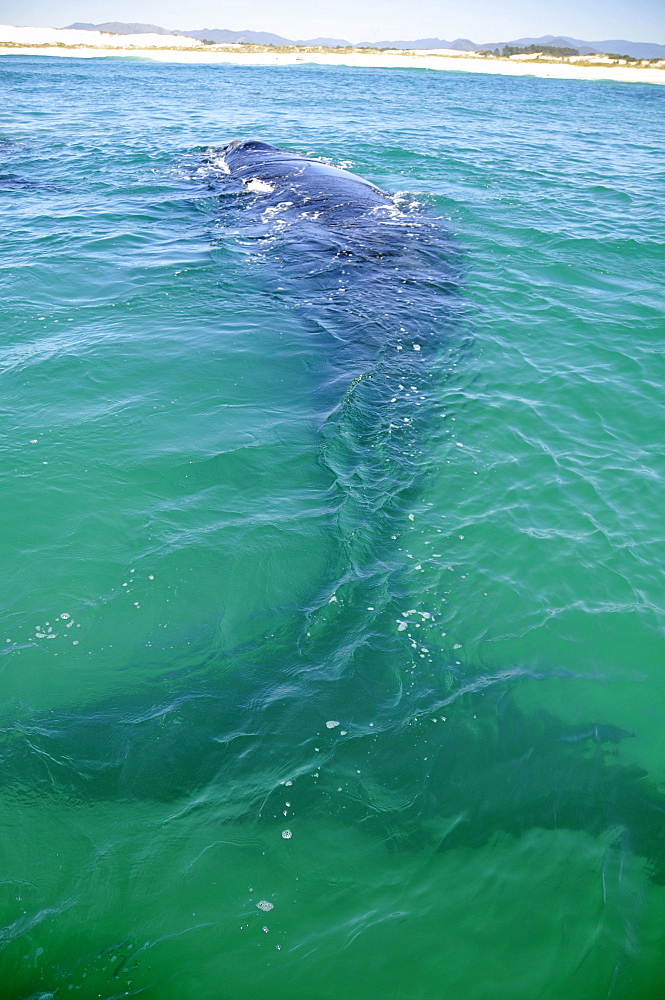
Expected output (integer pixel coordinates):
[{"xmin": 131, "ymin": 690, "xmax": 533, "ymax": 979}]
[{"xmin": 2, "ymin": 0, "xmax": 664, "ymax": 43}]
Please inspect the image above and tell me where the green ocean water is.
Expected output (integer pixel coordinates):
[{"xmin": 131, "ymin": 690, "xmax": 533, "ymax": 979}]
[{"xmin": 1, "ymin": 54, "xmax": 664, "ymax": 998}]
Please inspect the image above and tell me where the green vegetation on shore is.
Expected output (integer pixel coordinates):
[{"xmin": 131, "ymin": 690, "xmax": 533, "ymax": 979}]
[{"xmin": 501, "ymin": 44, "xmax": 580, "ymax": 57}]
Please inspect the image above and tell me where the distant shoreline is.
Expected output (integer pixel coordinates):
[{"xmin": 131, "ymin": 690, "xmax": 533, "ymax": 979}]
[{"xmin": 1, "ymin": 31, "xmax": 663, "ymax": 85}]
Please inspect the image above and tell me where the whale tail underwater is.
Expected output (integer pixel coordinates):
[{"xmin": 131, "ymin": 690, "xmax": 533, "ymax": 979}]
[{"xmin": 2, "ymin": 140, "xmax": 665, "ymax": 893}]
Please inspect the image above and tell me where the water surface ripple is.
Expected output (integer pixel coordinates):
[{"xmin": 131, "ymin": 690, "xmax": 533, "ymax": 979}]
[{"xmin": 1, "ymin": 56, "xmax": 664, "ymax": 1000}]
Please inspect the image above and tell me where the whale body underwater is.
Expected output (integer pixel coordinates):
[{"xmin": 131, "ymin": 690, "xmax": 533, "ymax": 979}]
[{"xmin": 3, "ymin": 141, "xmax": 665, "ymax": 887}]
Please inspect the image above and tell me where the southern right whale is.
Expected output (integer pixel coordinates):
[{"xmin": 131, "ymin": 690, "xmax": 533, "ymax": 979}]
[
  {"xmin": 214, "ymin": 138, "xmax": 393, "ymax": 217},
  {"xmin": 1, "ymin": 140, "xmax": 664, "ymax": 893}
]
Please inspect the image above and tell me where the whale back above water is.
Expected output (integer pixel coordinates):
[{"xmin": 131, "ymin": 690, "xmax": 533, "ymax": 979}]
[
  {"xmin": 201, "ymin": 138, "xmax": 464, "ymax": 376},
  {"xmin": 212, "ymin": 138, "xmax": 393, "ymax": 221}
]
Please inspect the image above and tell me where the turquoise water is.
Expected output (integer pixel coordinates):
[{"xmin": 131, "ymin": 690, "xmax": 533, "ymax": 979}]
[{"xmin": 1, "ymin": 55, "xmax": 664, "ymax": 998}]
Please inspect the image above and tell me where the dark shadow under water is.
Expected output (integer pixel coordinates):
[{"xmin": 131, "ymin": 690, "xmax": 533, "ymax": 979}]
[
  {"xmin": 2, "ymin": 662, "xmax": 664, "ymax": 883},
  {"xmin": 2, "ymin": 141, "xmax": 664, "ymax": 899}
]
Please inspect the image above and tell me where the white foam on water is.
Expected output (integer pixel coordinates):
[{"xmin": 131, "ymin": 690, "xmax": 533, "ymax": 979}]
[
  {"xmin": 243, "ymin": 177, "xmax": 276, "ymax": 194},
  {"xmin": 262, "ymin": 201, "xmax": 294, "ymax": 218},
  {"xmin": 210, "ymin": 152, "xmax": 231, "ymax": 175}
]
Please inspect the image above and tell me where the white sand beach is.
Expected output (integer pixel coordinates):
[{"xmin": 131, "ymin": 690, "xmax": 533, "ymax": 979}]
[
  {"xmin": 1, "ymin": 23, "xmax": 664, "ymax": 85},
  {"xmin": 0, "ymin": 23, "xmax": 204, "ymax": 49}
]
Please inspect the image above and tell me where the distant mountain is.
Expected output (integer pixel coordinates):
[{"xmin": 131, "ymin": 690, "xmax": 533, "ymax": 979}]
[
  {"xmin": 364, "ymin": 34, "xmax": 665, "ymax": 58},
  {"xmin": 294, "ymin": 36, "xmax": 353, "ymax": 47},
  {"xmin": 65, "ymin": 22, "xmax": 175, "ymax": 35},
  {"xmin": 176, "ymin": 28, "xmax": 352, "ymax": 46},
  {"xmin": 61, "ymin": 24, "xmax": 665, "ymax": 59},
  {"xmin": 473, "ymin": 35, "xmax": 665, "ymax": 58},
  {"xmin": 474, "ymin": 35, "xmax": 596, "ymax": 54},
  {"xmin": 174, "ymin": 27, "xmax": 292, "ymax": 45},
  {"xmin": 587, "ymin": 38, "xmax": 665, "ymax": 58},
  {"xmin": 355, "ymin": 37, "xmax": 478, "ymax": 50}
]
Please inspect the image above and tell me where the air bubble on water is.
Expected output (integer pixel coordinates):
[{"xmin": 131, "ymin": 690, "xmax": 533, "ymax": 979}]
[
  {"xmin": 262, "ymin": 926, "xmax": 269, "ymax": 933},
  {"xmin": 326, "ymin": 720, "xmax": 340, "ymax": 729},
  {"xmin": 256, "ymin": 900, "xmax": 273, "ymax": 911},
  {"xmin": 29, "ymin": 439, "xmax": 38, "ymax": 445},
  {"xmin": 60, "ymin": 613, "xmax": 70, "ymax": 620},
  {"xmin": 408, "ymin": 514, "xmax": 415, "ymax": 521},
  {"xmin": 281, "ymin": 829, "xmax": 292, "ymax": 839},
  {"xmin": 148, "ymin": 575, "xmax": 154, "ymax": 580},
  {"xmin": 413, "ymin": 344, "xmax": 421, "ymax": 351}
]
